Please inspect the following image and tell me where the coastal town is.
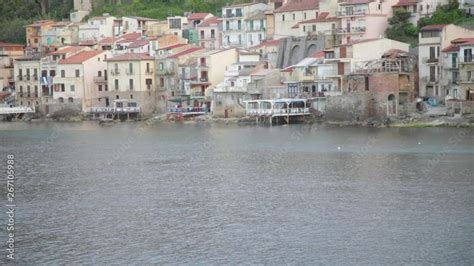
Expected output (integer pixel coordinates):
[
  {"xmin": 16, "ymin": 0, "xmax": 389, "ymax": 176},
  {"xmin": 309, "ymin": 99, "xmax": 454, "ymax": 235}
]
[{"xmin": 1, "ymin": 0, "xmax": 474, "ymax": 124}]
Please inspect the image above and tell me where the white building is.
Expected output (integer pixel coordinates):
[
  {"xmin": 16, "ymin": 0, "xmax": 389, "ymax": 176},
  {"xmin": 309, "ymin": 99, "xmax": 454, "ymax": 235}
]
[
  {"xmin": 78, "ymin": 14, "xmax": 116, "ymax": 44},
  {"xmin": 273, "ymin": 0, "xmax": 320, "ymax": 39},
  {"xmin": 221, "ymin": 2, "xmax": 268, "ymax": 48}
]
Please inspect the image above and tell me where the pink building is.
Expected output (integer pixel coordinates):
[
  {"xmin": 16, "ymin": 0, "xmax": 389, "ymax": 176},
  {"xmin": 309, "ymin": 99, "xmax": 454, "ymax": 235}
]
[{"xmin": 335, "ymin": 0, "xmax": 398, "ymax": 45}]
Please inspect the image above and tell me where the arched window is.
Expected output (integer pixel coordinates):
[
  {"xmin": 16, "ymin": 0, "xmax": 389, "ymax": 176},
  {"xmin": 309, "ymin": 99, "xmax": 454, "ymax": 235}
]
[
  {"xmin": 58, "ymin": 97, "xmax": 64, "ymax": 103},
  {"xmin": 68, "ymin": 97, "xmax": 74, "ymax": 103}
]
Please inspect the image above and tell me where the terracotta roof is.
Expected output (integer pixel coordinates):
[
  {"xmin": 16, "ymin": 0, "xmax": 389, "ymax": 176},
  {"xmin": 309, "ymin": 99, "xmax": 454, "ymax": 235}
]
[
  {"xmin": 393, "ymin": 0, "xmax": 417, "ymax": 7},
  {"xmin": 251, "ymin": 68, "xmax": 276, "ymax": 76},
  {"xmin": 128, "ymin": 39, "xmax": 149, "ymax": 48},
  {"xmin": 420, "ymin": 24, "xmax": 448, "ymax": 31},
  {"xmin": 167, "ymin": 47, "xmax": 204, "ymax": 59},
  {"xmin": 441, "ymin": 45, "xmax": 459, "ymax": 53},
  {"xmin": 99, "ymin": 37, "xmax": 114, "ymax": 45},
  {"xmin": 49, "ymin": 46, "xmax": 84, "ymax": 55},
  {"xmin": 117, "ymin": 32, "xmax": 142, "ymax": 41},
  {"xmin": 59, "ymin": 51, "xmax": 103, "ymax": 64},
  {"xmin": 251, "ymin": 39, "xmax": 281, "ymax": 49},
  {"xmin": 451, "ymin": 38, "xmax": 474, "ymax": 46},
  {"xmin": 225, "ymin": 2, "xmax": 259, "ymax": 8},
  {"xmin": 339, "ymin": 0, "xmax": 372, "ymax": 5},
  {"xmin": 311, "ymin": 50, "xmax": 325, "ymax": 58},
  {"xmin": 25, "ymin": 20, "xmax": 55, "ymax": 27},
  {"xmin": 0, "ymin": 41, "xmax": 23, "ymax": 47},
  {"xmin": 293, "ymin": 12, "xmax": 338, "ymax": 28},
  {"xmin": 106, "ymin": 53, "xmax": 154, "ymax": 61},
  {"xmin": 198, "ymin": 16, "xmax": 221, "ymax": 27},
  {"xmin": 274, "ymin": 0, "xmax": 319, "ymax": 13},
  {"xmin": 158, "ymin": 43, "xmax": 188, "ymax": 50},
  {"xmin": 188, "ymin": 13, "xmax": 211, "ymax": 20},
  {"xmin": 79, "ymin": 39, "xmax": 97, "ymax": 46}
]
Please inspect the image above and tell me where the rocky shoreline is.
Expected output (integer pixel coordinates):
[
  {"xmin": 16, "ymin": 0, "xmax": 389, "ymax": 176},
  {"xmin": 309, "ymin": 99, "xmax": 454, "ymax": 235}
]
[{"xmin": 6, "ymin": 111, "xmax": 474, "ymax": 128}]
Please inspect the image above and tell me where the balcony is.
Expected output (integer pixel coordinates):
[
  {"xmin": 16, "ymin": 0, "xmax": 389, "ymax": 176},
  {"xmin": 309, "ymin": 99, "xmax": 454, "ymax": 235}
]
[
  {"xmin": 126, "ymin": 69, "xmax": 134, "ymax": 75},
  {"xmin": 16, "ymin": 75, "xmax": 23, "ymax": 81},
  {"xmin": 336, "ymin": 27, "xmax": 366, "ymax": 34},
  {"xmin": 93, "ymin": 76, "xmax": 107, "ymax": 83},
  {"xmin": 110, "ymin": 69, "xmax": 120, "ymax": 75},
  {"xmin": 336, "ymin": 10, "xmax": 367, "ymax": 16},
  {"xmin": 459, "ymin": 57, "xmax": 474, "ymax": 64},
  {"xmin": 214, "ymin": 85, "xmax": 246, "ymax": 93},
  {"xmin": 301, "ymin": 74, "xmax": 315, "ymax": 81},
  {"xmin": 145, "ymin": 69, "xmax": 154, "ymax": 75},
  {"xmin": 422, "ymin": 76, "xmax": 438, "ymax": 83},
  {"xmin": 422, "ymin": 57, "xmax": 439, "ymax": 64}
]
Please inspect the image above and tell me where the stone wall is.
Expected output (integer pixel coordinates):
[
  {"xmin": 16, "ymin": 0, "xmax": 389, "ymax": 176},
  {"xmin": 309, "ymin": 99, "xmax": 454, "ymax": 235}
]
[{"xmin": 276, "ymin": 35, "xmax": 326, "ymax": 68}]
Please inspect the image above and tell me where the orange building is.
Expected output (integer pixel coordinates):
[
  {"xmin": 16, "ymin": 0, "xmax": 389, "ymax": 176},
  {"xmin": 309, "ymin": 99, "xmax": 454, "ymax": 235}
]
[{"xmin": 25, "ymin": 20, "xmax": 55, "ymax": 51}]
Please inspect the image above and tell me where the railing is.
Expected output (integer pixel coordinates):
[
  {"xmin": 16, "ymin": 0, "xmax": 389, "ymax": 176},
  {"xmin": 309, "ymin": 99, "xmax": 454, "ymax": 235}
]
[
  {"xmin": 91, "ymin": 106, "xmax": 141, "ymax": 113},
  {"xmin": 93, "ymin": 76, "xmax": 107, "ymax": 83},
  {"xmin": 336, "ymin": 27, "xmax": 366, "ymax": 34},
  {"xmin": 126, "ymin": 69, "xmax": 134, "ymax": 75},
  {"xmin": 336, "ymin": 10, "xmax": 367, "ymax": 16},
  {"xmin": 192, "ymin": 91, "xmax": 204, "ymax": 97},
  {"xmin": 246, "ymin": 108, "xmax": 310, "ymax": 116},
  {"xmin": 0, "ymin": 106, "xmax": 35, "ymax": 114},
  {"xmin": 167, "ymin": 107, "xmax": 208, "ymax": 113},
  {"xmin": 110, "ymin": 69, "xmax": 120, "ymax": 75},
  {"xmin": 422, "ymin": 57, "xmax": 439, "ymax": 64},
  {"xmin": 145, "ymin": 69, "xmax": 154, "ymax": 74},
  {"xmin": 459, "ymin": 57, "xmax": 474, "ymax": 63},
  {"xmin": 214, "ymin": 86, "xmax": 246, "ymax": 93}
]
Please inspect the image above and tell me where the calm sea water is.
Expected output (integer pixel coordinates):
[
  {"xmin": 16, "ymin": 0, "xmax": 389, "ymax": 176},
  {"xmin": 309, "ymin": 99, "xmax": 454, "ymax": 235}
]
[{"xmin": 0, "ymin": 121, "xmax": 473, "ymax": 264}]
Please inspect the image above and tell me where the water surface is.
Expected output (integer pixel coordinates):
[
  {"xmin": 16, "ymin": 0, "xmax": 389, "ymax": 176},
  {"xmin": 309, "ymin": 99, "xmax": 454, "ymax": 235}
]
[{"xmin": 0, "ymin": 122, "xmax": 473, "ymax": 264}]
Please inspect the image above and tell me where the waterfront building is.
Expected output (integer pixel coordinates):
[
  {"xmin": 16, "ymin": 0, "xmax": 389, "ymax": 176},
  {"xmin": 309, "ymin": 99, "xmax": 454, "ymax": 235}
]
[
  {"xmin": 13, "ymin": 54, "xmax": 42, "ymax": 108},
  {"xmin": 105, "ymin": 53, "xmax": 157, "ymax": 115},
  {"xmin": 322, "ymin": 38, "xmax": 410, "ymax": 93},
  {"xmin": 54, "ymin": 50, "xmax": 109, "ymax": 112},
  {"xmin": 250, "ymin": 39, "xmax": 281, "ymax": 68},
  {"xmin": 290, "ymin": 12, "xmax": 339, "ymax": 48},
  {"xmin": 0, "ymin": 42, "xmax": 24, "ymax": 91},
  {"xmin": 213, "ymin": 52, "xmax": 263, "ymax": 117},
  {"xmin": 192, "ymin": 48, "xmax": 239, "ymax": 101},
  {"xmin": 156, "ymin": 46, "xmax": 205, "ymax": 103},
  {"xmin": 221, "ymin": 2, "xmax": 268, "ymax": 48},
  {"xmin": 418, "ymin": 24, "xmax": 474, "ymax": 102}
]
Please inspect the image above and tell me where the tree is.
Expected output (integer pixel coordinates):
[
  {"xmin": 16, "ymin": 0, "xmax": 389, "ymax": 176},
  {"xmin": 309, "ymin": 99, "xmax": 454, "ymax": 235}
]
[{"xmin": 385, "ymin": 9, "xmax": 418, "ymax": 46}]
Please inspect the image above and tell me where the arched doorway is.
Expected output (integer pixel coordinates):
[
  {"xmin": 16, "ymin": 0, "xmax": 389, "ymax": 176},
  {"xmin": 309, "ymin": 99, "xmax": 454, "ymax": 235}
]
[
  {"xmin": 306, "ymin": 44, "xmax": 318, "ymax": 56},
  {"xmin": 387, "ymin": 94, "xmax": 397, "ymax": 116},
  {"xmin": 289, "ymin": 45, "xmax": 301, "ymax": 65}
]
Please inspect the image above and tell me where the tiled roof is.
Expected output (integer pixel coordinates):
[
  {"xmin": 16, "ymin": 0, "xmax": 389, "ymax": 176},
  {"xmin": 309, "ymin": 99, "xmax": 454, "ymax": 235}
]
[
  {"xmin": 339, "ymin": 0, "xmax": 372, "ymax": 5},
  {"xmin": 0, "ymin": 41, "xmax": 23, "ymax": 47},
  {"xmin": 188, "ymin": 13, "xmax": 211, "ymax": 20},
  {"xmin": 393, "ymin": 0, "xmax": 417, "ymax": 7},
  {"xmin": 198, "ymin": 16, "xmax": 221, "ymax": 27},
  {"xmin": 251, "ymin": 39, "xmax": 281, "ymax": 49},
  {"xmin": 420, "ymin": 24, "xmax": 448, "ymax": 31},
  {"xmin": 128, "ymin": 39, "xmax": 149, "ymax": 48},
  {"xmin": 158, "ymin": 43, "xmax": 188, "ymax": 50},
  {"xmin": 49, "ymin": 46, "xmax": 84, "ymax": 55},
  {"xmin": 293, "ymin": 12, "xmax": 338, "ymax": 28},
  {"xmin": 451, "ymin": 38, "xmax": 474, "ymax": 46},
  {"xmin": 274, "ymin": 0, "xmax": 319, "ymax": 13},
  {"xmin": 441, "ymin": 45, "xmax": 459, "ymax": 53},
  {"xmin": 26, "ymin": 20, "xmax": 55, "ymax": 27},
  {"xmin": 99, "ymin": 37, "xmax": 114, "ymax": 45},
  {"xmin": 79, "ymin": 39, "xmax": 97, "ymax": 45},
  {"xmin": 59, "ymin": 51, "xmax": 103, "ymax": 64},
  {"xmin": 311, "ymin": 50, "xmax": 325, "ymax": 58},
  {"xmin": 106, "ymin": 53, "xmax": 154, "ymax": 61},
  {"xmin": 117, "ymin": 32, "xmax": 142, "ymax": 43},
  {"xmin": 251, "ymin": 68, "xmax": 276, "ymax": 76},
  {"xmin": 167, "ymin": 47, "xmax": 204, "ymax": 59}
]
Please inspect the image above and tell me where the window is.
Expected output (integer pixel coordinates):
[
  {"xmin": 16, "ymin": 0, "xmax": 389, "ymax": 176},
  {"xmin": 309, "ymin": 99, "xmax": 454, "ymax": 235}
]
[
  {"xmin": 98, "ymin": 71, "xmax": 102, "ymax": 77},
  {"xmin": 160, "ymin": 78, "xmax": 164, "ymax": 86},
  {"xmin": 430, "ymin": 46, "xmax": 436, "ymax": 59},
  {"xmin": 236, "ymin": 8, "xmax": 242, "ymax": 17},
  {"xmin": 26, "ymin": 69, "xmax": 30, "ymax": 80},
  {"xmin": 61, "ymin": 70, "xmax": 65, "ymax": 77},
  {"xmin": 129, "ymin": 79, "xmax": 133, "ymax": 90},
  {"xmin": 61, "ymin": 84, "xmax": 65, "ymax": 92},
  {"xmin": 312, "ymin": 25, "xmax": 316, "ymax": 31},
  {"xmin": 293, "ymin": 14, "xmax": 296, "ymax": 20},
  {"xmin": 129, "ymin": 63, "xmax": 133, "ymax": 74},
  {"xmin": 159, "ymin": 63, "xmax": 164, "ymax": 70},
  {"xmin": 114, "ymin": 63, "xmax": 118, "ymax": 72},
  {"xmin": 303, "ymin": 26, "xmax": 306, "ymax": 32},
  {"xmin": 468, "ymin": 71, "xmax": 472, "ymax": 81},
  {"xmin": 211, "ymin": 29, "xmax": 215, "ymax": 38},
  {"xmin": 99, "ymin": 85, "xmax": 102, "ymax": 91},
  {"xmin": 421, "ymin": 30, "xmax": 440, "ymax": 38},
  {"xmin": 130, "ymin": 94, "xmax": 133, "ymax": 99},
  {"xmin": 75, "ymin": 69, "xmax": 80, "ymax": 77},
  {"xmin": 238, "ymin": 20, "xmax": 242, "ymax": 30},
  {"xmin": 70, "ymin": 85, "xmax": 75, "ymax": 92},
  {"xmin": 282, "ymin": 14, "xmax": 285, "ymax": 21},
  {"xmin": 429, "ymin": 66, "xmax": 436, "ymax": 81},
  {"xmin": 146, "ymin": 63, "xmax": 150, "ymax": 73},
  {"xmin": 258, "ymin": 34, "xmax": 262, "ymax": 41},
  {"xmin": 304, "ymin": 12, "xmax": 307, "ymax": 19},
  {"xmin": 115, "ymin": 79, "xmax": 119, "ymax": 90},
  {"xmin": 33, "ymin": 69, "xmax": 37, "ymax": 80},
  {"xmin": 226, "ymin": 21, "xmax": 230, "ymax": 30},
  {"xmin": 464, "ymin": 48, "xmax": 473, "ymax": 62},
  {"xmin": 34, "ymin": 86, "xmax": 38, "ymax": 97},
  {"xmin": 105, "ymin": 85, "xmax": 108, "ymax": 91}
]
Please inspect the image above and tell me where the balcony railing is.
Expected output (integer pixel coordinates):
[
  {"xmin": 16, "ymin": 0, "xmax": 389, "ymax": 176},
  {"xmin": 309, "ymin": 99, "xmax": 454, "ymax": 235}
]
[
  {"xmin": 110, "ymin": 69, "xmax": 120, "ymax": 75},
  {"xmin": 93, "ymin": 76, "xmax": 107, "ymax": 83},
  {"xmin": 422, "ymin": 57, "xmax": 439, "ymax": 64},
  {"xmin": 336, "ymin": 26, "xmax": 366, "ymax": 34},
  {"xmin": 336, "ymin": 10, "xmax": 367, "ymax": 16},
  {"xmin": 126, "ymin": 69, "xmax": 134, "ymax": 75},
  {"xmin": 145, "ymin": 69, "xmax": 154, "ymax": 75}
]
